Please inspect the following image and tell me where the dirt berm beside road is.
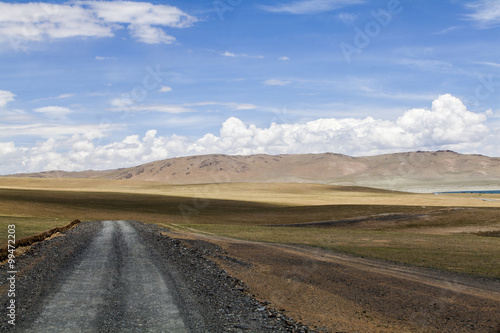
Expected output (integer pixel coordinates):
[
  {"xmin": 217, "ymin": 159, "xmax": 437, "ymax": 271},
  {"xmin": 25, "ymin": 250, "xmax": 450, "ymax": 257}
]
[{"xmin": 0, "ymin": 221, "xmax": 313, "ymax": 332}]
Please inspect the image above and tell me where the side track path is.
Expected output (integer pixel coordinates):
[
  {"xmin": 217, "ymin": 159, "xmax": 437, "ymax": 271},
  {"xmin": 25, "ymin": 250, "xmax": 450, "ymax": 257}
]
[{"xmin": 1, "ymin": 221, "xmax": 311, "ymax": 332}]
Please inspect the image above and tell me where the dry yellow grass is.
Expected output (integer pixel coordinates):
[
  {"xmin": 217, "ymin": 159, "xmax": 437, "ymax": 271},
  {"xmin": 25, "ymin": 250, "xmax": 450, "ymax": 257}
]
[
  {"xmin": 1, "ymin": 177, "xmax": 498, "ymax": 279},
  {"xmin": 1, "ymin": 177, "xmax": 499, "ymax": 208}
]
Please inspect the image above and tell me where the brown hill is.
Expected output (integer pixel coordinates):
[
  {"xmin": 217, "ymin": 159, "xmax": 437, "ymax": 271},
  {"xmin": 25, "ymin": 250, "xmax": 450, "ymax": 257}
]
[{"xmin": 8, "ymin": 151, "xmax": 500, "ymax": 192}]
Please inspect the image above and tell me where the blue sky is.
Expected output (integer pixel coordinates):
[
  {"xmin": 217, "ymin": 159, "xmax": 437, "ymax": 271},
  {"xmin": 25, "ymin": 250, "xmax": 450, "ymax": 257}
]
[{"xmin": 0, "ymin": 0, "xmax": 499, "ymax": 174}]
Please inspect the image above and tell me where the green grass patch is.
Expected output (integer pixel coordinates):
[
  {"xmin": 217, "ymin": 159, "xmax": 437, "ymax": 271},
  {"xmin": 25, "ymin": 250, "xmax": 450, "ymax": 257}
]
[
  {"xmin": 0, "ymin": 216, "xmax": 71, "ymax": 240},
  {"xmin": 0, "ymin": 219, "xmax": 80, "ymax": 260},
  {"xmin": 186, "ymin": 224, "xmax": 500, "ymax": 279}
]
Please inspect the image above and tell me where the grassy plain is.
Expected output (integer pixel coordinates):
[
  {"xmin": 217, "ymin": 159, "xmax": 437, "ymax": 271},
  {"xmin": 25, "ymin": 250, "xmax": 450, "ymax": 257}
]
[
  {"xmin": 1, "ymin": 177, "xmax": 500, "ymax": 207},
  {"xmin": 0, "ymin": 177, "xmax": 499, "ymax": 278},
  {"xmin": 183, "ymin": 224, "xmax": 500, "ymax": 278}
]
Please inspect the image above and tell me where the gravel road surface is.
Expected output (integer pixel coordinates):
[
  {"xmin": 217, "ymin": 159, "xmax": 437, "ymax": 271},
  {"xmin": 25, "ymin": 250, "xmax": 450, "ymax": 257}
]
[{"xmin": 1, "ymin": 221, "xmax": 312, "ymax": 332}]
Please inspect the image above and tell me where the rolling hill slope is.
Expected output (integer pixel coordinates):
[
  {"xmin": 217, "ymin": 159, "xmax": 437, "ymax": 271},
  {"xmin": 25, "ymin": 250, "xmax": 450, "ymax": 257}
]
[{"xmin": 7, "ymin": 151, "xmax": 500, "ymax": 192}]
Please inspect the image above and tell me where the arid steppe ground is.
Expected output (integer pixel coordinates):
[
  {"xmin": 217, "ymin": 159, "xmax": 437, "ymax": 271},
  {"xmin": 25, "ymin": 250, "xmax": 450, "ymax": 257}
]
[{"xmin": 1, "ymin": 176, "xmax": 499, "ymax": 332}]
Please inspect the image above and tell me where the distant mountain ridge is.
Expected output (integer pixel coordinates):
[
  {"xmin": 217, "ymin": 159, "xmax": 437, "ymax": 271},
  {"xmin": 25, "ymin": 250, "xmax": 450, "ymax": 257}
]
[{"xmin": 6, "ymin": 151, "xmax": 500, "ymax": 192}]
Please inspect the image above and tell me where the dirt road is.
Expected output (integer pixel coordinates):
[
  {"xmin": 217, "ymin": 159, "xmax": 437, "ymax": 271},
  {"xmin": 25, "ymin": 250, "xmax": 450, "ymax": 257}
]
[
  {"xmin": 30, "ymin": 221, "xmax": 187, "ymax": 332},
  {"xmin": 1, "ymin": 221, "xmax": 309, "ymax": 332}
]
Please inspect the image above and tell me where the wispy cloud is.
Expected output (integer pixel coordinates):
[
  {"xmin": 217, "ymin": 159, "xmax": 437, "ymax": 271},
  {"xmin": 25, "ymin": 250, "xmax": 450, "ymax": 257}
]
[
  {"xmin": 367, "ymin": 92, "xmax": 439, "ymax": 102},
  {"xmin": 95, "ymin": 56, "xmax": 116, "ymax": 61},
  {"xmin": 0, "ymin": 122, "xmax": 117, "ymax": 139},
  {"xmin": 0, "ymin": 109, "xmax": 33, "ymax": 123},
  {"xmin": 397, "ymin": 58, "xmax": 454, "ymax": 72},
  {"xmin": 222, "ymin": 51, "xmax": 264, "ymax": 58},
  {"xmin": 108, "ymin": 100, "xmax": 257, "ymax": 113},
  {"xmin": 263, "ymin": 79, "xmax": 291, "ymax": 86},
  {"xmin": 259, "ymin": 0, "xmax": 365, "ymax": 15},
  {"xmin": 231, "ymin": 103, "xmax": 258, "ymax": 110},
  {"xmin": 34, "ymin": 106, "xmax": 73, "ymax": 119},
  {"xmin": 464, "ymin": 0, "xmax": 500, "ymax": 28},
  {"xmin": 336, "ymin": 12, "xmax": 357, "ymax": 24},
  {"xmin": 57, "ymin": 94, "xmax": 74, "ymax": 99},
  {"xmin": 182, "ymin": 101, "xmax": 258, "ymax": 110},
  {"xmin": 159, "ymin": 86, "xmax": 172, "ymax": 92},
  {"xmin": 109, "ymin": 104, "xmax": 192, "ymax": 114},
  {"xmin": 278, "ymin": 56, "xmax": 290, "ymax": 61},
  {"xmin": 477, "ymin": 61, "xmax": 500, "ymax": 68},
  {"xmin": 0, "ymin": 90, "xmax": 15, "ymax": 107},
  {"xmin": 32, "ymin": 93, "xmax": 74, "ymax": 103},
  {"xmin": 432, "ymin": 26, "xmax": 459, "ymax": 35}
]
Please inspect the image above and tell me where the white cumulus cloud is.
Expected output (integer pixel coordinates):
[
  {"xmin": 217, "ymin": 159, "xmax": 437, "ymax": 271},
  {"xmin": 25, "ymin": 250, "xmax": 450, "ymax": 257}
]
[
  {"xmin": 396, "ymin": 94, "xmax": 488, "ymax": 145},
  {"xmin": 0, "ymin": 141, "xmax": 16, "ymax": 156},
  {"xmin": 0, "ymin": 94, "xmax": 496, "ymax": 175},
  {"xmin": 0, "ymin": 1, "xmax": 197, "ymax": 48}
]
